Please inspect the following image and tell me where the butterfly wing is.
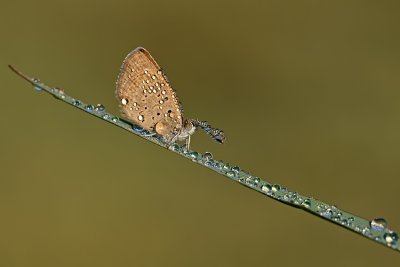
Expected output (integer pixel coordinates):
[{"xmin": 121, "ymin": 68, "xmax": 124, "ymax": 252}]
[{"xmin": 116, "ymin": 47, "xmax": 184, "ymax": 142}]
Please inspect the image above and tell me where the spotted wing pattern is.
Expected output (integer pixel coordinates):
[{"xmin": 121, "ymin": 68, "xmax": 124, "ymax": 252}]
[{"xmin": 116, "ymin": 47, "xmax": 184, "ymax": 142}]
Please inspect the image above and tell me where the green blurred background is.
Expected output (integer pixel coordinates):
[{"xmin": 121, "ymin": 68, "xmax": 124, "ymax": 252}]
[{"xmin": 1, "ymin": 0, "xmax": 400, "ymax": 266}]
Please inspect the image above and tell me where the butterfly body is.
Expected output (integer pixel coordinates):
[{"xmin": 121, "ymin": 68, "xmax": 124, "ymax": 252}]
[{"xmin": 116, "ymin": 47, "xmax": 225, "ymax": 148}]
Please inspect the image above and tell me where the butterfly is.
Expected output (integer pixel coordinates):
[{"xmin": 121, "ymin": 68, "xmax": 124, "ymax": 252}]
[{"xmin": 115, "ymin": 47, "xmax": 225, "ymax": 150}]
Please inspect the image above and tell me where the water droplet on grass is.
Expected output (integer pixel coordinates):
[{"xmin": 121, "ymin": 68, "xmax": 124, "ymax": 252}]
[
  {"xmin": 370, "ymin": 218, "xmax": 387, "ymax": 232},
  {"xmin": 226, "ymin": 171, "xmax": 235, "ymax": 178},
  {"xmin": 203, "ymin": 152, "xmax": 213, "ymax": 160},
  {"xmin": 232, "ymin": 166, "xmax": 240, "ymax": 173},
  {"xmin": 261, "ymin": 184, "xmax": 272, "ymax": 192},
  {"xmin": 272, "ymin": 184, "xmax": 281, "ymax": 192},
  {"xmin": 189, "ymin": 151, "xmax": 201, "ymax": 160},
  {"xmin": 95, "ymin": 104, "xmax": 105, "ymax": 112},
  {"xmin": 85, "ymin": 105, "xmax": 94, "ymax": 111},
  {"xmin": 384, "ymin": 231, "xmax": 398, "ymax": 244},
  {"xmin": 170, "ymin": 143, "xmax": 181, "ymax": 152},
  {"xmin": 72, "ymin": 100, "xmax": 81, "ymax": 106}
]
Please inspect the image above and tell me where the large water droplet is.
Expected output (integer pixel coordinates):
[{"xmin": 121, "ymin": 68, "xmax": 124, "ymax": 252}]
[
  {"xmin": 370, "ymin": 218, "xmax": 387, "ymax": 232},
  {"xmin": 261, "ymin": 184, "xmax": 272, "ymax": 192},
  {"xmin": 102, "ymin": 114, "xmax": 110, "ymax": 120},
  {"xmin": 112, "ymin": 117, "xmax": 119, "ymax": 122},
  {"xmin": 384, "ymin": 231, "xmax": 398, "ymax": 244}
]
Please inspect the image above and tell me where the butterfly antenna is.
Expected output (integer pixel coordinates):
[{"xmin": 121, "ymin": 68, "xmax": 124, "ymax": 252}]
[{"xmin": 192, "ymin": 119, "xmax": 226, "ymax": 144}]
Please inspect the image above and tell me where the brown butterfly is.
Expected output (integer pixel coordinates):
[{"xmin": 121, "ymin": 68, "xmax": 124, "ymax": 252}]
[{"xmin": 115, "ymin": 47, "xmax": 225, "ymax": 149}]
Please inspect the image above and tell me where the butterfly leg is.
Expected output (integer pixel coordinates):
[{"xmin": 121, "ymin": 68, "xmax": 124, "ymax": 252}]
[
  {"xmin": 185, "ymin": 135, "xmax": 191, "ymax": 151},
  {"xmin": 192, "ymin": 120, "xmax": 226, "ymax": 144}
]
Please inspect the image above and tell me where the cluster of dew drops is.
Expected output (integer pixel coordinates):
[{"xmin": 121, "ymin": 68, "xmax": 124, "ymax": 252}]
[
  {"xmin": 33, "ymin": 83, "xmax": 400, "ymax": 251},
  {"xmin": 317, "ymin": 204, "xmax": 398, "ymax": 248},
  {"xmin": 40, "ymin": 84, "xmax": 151, "ymax": 135},
  {"xmin": 170, "ymin": 142, "xmax": 399, "ymax": 249}
]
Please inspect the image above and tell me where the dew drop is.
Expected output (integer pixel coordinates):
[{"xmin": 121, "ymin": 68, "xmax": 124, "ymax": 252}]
[
  {"xmin": 189, "ymin": 151, "xmax": 201, "ymax": 160},
  {"xmin": 112, "ymin": 117, "xmax": 119, "ymax": 122},
  {"xmin": 370, "ymin": 218, "xmax": 388, "ymax": 232},
  {"xmin": 362, "ymin": 227, "xmax": 372, "ymax": 237},
  {"xmin": 302, "ymin": 198, "xmax": 312, "ymax": 208},
  {"xmin": 72, "ymin": 100, "xmax": 81, "ymax": 106},
  {"xmin": 223, "ymin": 164, "xmax": 231, "ymax": 171},
  {"xmin": 102, "ymin": 114, "xmax": 110, "ymax": 120},
  {"xmin": 95, "ymin": 104, "xmax": 105, "ymax": 112},
  {"xmin": 203, "ymin": 152, "xmax": 213, "ymax": 160},
  {"xmin": 121, "ymin": 98, "xmax": 128, "ymax": 105},
  {"xmin": 170, "ymin": 143, "xmax": 181, "ymax": 152},
  {"xmin": 226, "ymin": 171, "xmax": 235, "ymax": 178},
  {"xmin": 138, "ymin": 115, "xmax": 144, "ymax": 121},
  {"xmin": 245, "ymin": 177, "xmax": 256, "ymax": 185},
  {"xmin": 384, "ymin": 231, "xmax": 398, "ymax": 244},
  {"xmin": 34, "ymin": 86, "xmax": 42, "ymax": 91},
  {"xmin": 232, "ymin": 166, "xmax": 241, "ymax": 173},
  {"xmin": 214, "ymin": 161, "xmax": 223, "ymax": 169},
  {"xmin": 85, "ymin": 105, "xmax": 94, "ymax": 111},
  {"xmin": 272, "ymin": 184, "xmax": 281, "ymax": 192},
  {"xmin": 205, "ymin": 160, "xmax": 215, "ymax": 167},
  {"xmin": 321, "ymin": 209, "xmax": 334, "ymax": 219},
  {"xmin": 261, "ymin": 184, "xmax": 272, "ymax": 192}
]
